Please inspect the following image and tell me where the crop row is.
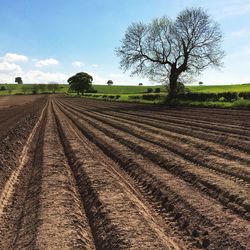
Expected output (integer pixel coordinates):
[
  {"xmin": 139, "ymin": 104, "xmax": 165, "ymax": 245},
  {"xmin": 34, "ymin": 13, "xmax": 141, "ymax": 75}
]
[{"xmin": 56, "ymin": 98, "xmax": 250, "ymax": 249}]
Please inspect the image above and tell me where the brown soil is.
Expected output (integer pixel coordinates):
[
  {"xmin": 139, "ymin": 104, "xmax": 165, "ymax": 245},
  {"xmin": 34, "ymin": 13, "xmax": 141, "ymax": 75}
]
[
  {"xmin": 0, "ymin": 95, "xmax": 43, "ymax": 109},
  {"xmin": 0, "ymin": 96, "xmax": 249, "ymax": 249}
]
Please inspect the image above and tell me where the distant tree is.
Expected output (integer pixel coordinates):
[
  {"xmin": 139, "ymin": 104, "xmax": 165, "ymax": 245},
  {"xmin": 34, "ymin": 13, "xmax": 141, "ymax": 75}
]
[
  {"xmin": 6, "ymin": 84, "xmax": 15, "ymax": 95},
  {"xmin": 107, "ymin": 80, "xmax": 114, "ymax": 86},
  {"xmin": 38, "ymin": 84, "xmax": 47, "ymax": 93},
  {"xmin": 21, "ymin": 85, "xmax": 30, "ymax": 94},
  {"xmin": 31, "ymin": 84, "xmax": 39, "ymax": 94},
  {"xmin": 48, "ymin": 82, "xmax": 60, "ymax": 93},
  {"xmin": 155, "ymin": 88, "xmax": 161, "ymax": 93},
  {"xmin": 138, "ymin": 83, "xmax": 143, "ymax": 86},
  {"xmin": 116, "ymin": 7, "xmax": 224, "ymax": 101},
  {"xmin": 0, "ymin": 85, "xmax": 7, "ymax": 91},
  {"xmin": 68, "ymin": 72, "xmax": 93, "ymax": 95},
  {"xmin": 147, "ymin": 88, "xmax": 153, "ymax": 93},
  {"xmin": 199, "ymin": 81, "xmax": 203, "ymax": 86},
  {"xmin": 15, "ymin": 77, "xmax": 23, "ymax": 84}
]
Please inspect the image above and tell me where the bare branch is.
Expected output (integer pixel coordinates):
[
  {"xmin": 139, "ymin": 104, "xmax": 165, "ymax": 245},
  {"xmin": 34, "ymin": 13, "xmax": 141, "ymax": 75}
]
[{"xmin": 116, "ymin": 7, "xmax": 224, "ymax": 99}]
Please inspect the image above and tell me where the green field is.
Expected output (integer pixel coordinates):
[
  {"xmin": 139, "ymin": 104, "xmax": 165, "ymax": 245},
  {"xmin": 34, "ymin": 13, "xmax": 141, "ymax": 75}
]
[
  {"xmin": 1, "ymin": 83, "xmax": 250, "ymax": 96},
  {"xmin": 0, "ymin": 84, "xmax": 69, "ymax": 95},
  {"xmin": 188, "ymin": 84, "xmax": 250, "ymax": 93},
  {"xmin": 90, "ymin": 83, "xmax": 250, "ymax": 94},
  {"xmin": 91, "ymin": 85, "xmax": 165, "ymax": 94},
  {"xmin": 1, "ymin": 83, "xmax": 250, "ymax": 108}
]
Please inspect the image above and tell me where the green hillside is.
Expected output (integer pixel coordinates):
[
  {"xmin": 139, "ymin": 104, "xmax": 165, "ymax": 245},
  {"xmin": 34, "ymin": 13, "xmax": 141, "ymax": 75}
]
[
  {"xmin": 188, "ymin": 84, "xmax": 250, "ymax": 93},
  {"xmin": 0, "ymin": 83, "xmax": 249, "ymax": 96}
]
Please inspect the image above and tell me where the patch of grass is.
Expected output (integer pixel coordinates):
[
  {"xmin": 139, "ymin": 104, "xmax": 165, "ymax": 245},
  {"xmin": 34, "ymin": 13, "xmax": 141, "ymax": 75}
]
[
  {"xmin": 0, "ymin": 83, "xmax": 69, "ymax": 95},
  {"xmin": 91, "ymin": 85, "xmax": 166, "ymax": 94},
  {"xmin": 187, "ymin": 84, "xmax": 250, "ymax": 93},
  {"xmin": 178, "ymin": 99, "xmax": 250, "ymax": 108}
]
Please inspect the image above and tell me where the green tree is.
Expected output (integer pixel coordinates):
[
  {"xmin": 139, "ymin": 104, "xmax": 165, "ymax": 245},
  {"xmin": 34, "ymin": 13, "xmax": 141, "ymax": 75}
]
[
  {"xmin": 68, "ymin": 72, "xmax": 93, "ymax": 95},
  {"xmin": 15, "ymin": 77, "xmax": 23, "ymax": 84},
  {"xmin": 6, "ymin": 84, "xmax": 15, "ymax": 95},
  {"xmin": 31, "ymin": 84, "xmax": 39, "ymax": 94},
  {"xmin": 107, "ymin": 80, "xmax": 113, "ymax": 86},
  {"xmin": 48, "ymin": 82, "xmax": 60, "ymax": 93},
  {"xmin": 38, "ymin": 84, "xmax": 47, "ymax": 93},
  {"xmin": 116, "ymin": 7, "xmax": 224, "ymax": 102},
  {"xmin": 21, "ymin": 85, "xmax": 30, "ymax": 94}
]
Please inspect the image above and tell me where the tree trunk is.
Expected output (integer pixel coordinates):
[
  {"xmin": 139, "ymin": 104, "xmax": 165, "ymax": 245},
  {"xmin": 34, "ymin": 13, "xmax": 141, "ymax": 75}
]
[{"xmin": 167, "ymin": 74, "xmax": 178, "ymax": 101}]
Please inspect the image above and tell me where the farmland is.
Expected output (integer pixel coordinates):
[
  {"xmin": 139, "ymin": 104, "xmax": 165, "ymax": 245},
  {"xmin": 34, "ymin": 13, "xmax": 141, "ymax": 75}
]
[
  {"xmin": 1, "ymin": 83, "xmax": 250, "ymax": 95},
  {"xmin": 0, "ymin": 94, "xmax": 249, "ymax": 249}
]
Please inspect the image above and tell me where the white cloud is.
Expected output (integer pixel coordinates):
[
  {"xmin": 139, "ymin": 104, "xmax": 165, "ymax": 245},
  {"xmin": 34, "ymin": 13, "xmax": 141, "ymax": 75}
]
[
  {"xmin": 23, "ymin": 70, "xmax": 69, "ymax": 83},
  {"xmin": 0, "ymin": 62, "xmax": 22, "ymax": 73},
  {"xmin": 72, "ymin": 61, "xmax": 84, "ymax": 67},
  {"xmin": 90, "ymin": 72, "xmax": 106, "ymax": 84},
  {"xmin": 2, "ymin": 53, "xmax": 28, "ymax": 62},
  {"xmin": 35, "ymin": 58, "xmax": 59, "ymax": 67},
  {"xmin": 91, "ymin": 64, "xmax": 99, "ymax": 68}
]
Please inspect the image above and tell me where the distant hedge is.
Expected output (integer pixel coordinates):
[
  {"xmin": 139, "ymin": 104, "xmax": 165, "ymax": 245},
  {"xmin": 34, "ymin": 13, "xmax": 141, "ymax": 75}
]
[
  {"xmin": 177, "ymin": 92, "xmax": 218, "ymax": 101},
  {"xmin": 177, "ymin": 92, "xmax": 250, "ymax": 102},
  {"xmin": 239, "ymin": 92, "xmax": 250, "ymax": 99},
  {"xmin": 0, "ymin": 86, "xmax": 7, "ymax": 91},
  {"xmin": 142, "ymin": 94, "xmax": 161, "ymax": 101},
  {"xmin": 128, "ymin": 95, "xmax": 141, "ymax": 100}
]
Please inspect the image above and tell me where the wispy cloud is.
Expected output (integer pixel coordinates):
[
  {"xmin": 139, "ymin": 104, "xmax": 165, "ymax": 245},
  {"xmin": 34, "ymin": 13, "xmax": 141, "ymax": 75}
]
[
  {"xmin": 35, "ymin": 58, "xmax": 59, "ymax": 67},
  {"xmin": 23, "ymin": 70, "xmax": 69, "ymax": 83},
  {"xmin": 91, "ymin": 64, "xmax": 99, "ymax": 68},
  {"xmin": 1, "ymin": 53, "xmax": 28, "ymax": 62},
  {"xmin": 0, "ymin": 62, "xmax": 22, "ymax": 74},
  {"xmin": 72, "ymin": 61, "xmax": 84, "ymax": 67}
]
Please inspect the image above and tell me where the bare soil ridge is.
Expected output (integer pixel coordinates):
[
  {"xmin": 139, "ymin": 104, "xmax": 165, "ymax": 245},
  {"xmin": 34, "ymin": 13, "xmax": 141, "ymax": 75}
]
[{"xmin": 0, "ymin": 95, "xmax": 249, "ymax": 249}]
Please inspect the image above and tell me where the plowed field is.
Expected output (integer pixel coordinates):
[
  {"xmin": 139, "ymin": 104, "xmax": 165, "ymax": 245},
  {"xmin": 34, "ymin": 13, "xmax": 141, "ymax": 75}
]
[{"xmin": 0, "ymin": 95, "xmax": 249, "ymax": 249}]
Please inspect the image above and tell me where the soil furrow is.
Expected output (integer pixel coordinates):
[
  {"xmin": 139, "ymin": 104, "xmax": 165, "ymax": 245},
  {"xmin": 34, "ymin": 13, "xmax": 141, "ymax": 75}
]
[
  {"xmin": 61, "ymin": 98, "xmax": 250, "ymax": 165},
  {"xmin": 0, "ymin": 100, "xmax": 48, "ymax": 249},
  {"xmin": 1, "ymin": 95, "xmax": 249, "ymax": 249},
  {"xmin": 59, "ymin": 100, "xmax": 250, "ymax": 181},
  {"xmin": 57, "ymin": 100, "xmax": 250, "ymax": 218},
  {"xmin": 56, "ymin": 98, "xmax": 250, "ymax": 250},
  {"xmin": 30, "ymin": 102, "xmax": 95, "ymax": 249},
  {"xmin": 53, "ymin": 100, "xmax": 181, "ymax": 250}
]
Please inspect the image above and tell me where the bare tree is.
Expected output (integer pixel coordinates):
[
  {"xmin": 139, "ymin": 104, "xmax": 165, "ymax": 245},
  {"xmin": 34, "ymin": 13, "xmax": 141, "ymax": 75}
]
[{"xmin": 116, "ymin": 7, "xmax": 224, "ymax": 101}]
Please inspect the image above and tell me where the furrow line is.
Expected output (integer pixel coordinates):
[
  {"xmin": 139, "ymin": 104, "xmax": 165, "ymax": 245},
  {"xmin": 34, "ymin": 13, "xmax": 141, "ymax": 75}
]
[
  {"xmin": 56, "ymin": 99, "xmax": 250, "ymax": 250},
  {"xmin": 60, "ymin": 100, "xmax": 250, "ymax": 181},
  {"xmin": 61, "ymin": 98, "xmax": 250, "ymax": 165},
  {"xmin": 57, "ymin": 100, "xmax": 250, "ymax": 218},
  {"xmin": 53, "ymin": 101, "xmax": 179, "ymax": 250}
]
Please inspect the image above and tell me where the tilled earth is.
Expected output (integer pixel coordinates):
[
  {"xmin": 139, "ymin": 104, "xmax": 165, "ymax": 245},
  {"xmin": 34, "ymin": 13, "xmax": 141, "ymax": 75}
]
[{"xmin": 0, "ymin": 95, "xmax": 249, "ymax": 249}]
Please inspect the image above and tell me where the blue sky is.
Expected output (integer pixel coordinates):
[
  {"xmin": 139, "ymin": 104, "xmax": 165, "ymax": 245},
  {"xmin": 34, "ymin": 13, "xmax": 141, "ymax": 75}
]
[{"xmin": 0, "ymin": 0, "xmax": 249, "ymax": 85}]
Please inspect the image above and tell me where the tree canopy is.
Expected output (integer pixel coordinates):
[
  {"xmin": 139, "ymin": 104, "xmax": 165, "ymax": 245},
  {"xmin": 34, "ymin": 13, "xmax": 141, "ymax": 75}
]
[
  {"xmin": 15, "ymin": 77, "xmax": 23, "ymax": 84},
  {"xmin": 48, "ymin": 82, "xmax": 60, "ymax": 93},
  {"xmin": 68, "ymin": 72, "xmax": 93, "ymax": 95},
  {"xmin": 116, "ymin": 7, "xmax": 224, "ymax": 101},
  {"xmin": 107, "ymin": 80, "xmax": 114, "ymax": 85}
]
